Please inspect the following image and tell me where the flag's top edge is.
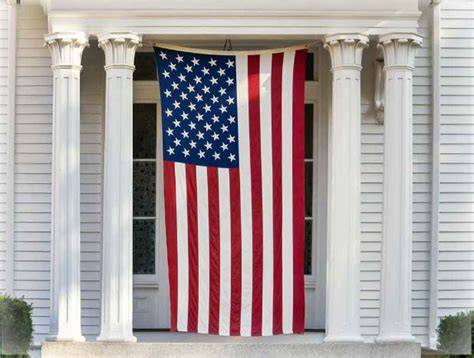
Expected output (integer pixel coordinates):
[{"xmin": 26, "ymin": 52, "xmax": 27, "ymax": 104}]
[{"xmin": 152, "ymin": 42, "xmax": 312, "ymax": 56}]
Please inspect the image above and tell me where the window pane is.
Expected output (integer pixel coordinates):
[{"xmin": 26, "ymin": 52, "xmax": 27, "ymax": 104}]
[
  {"xmin": 133, "ymin": 220, "xmax": 156, "ymax": 274},
  {"xmin": 305, "ymin": 162, "xmax": 313, "ymax": 217},
  {"xmin": 133, "ymin": 104, "xmax": 156, "ymax": 159},
  {"xmin": 133, "ymin": 162, "xmax": 156, "ymax": 217},
  {"xmin": 134, "ymin": 52, "xmax": 157, "ymax": 81},
  {"xmin": 305, "ymin": 52, "xmax": 314, "ymax": 81},
  {"xmin": 305, "ymin": 104, "xmax": 314, "ymax": 159},
  {"xmin": 304, "ymin": 220, "xmax": 313, "ymax": 275}
]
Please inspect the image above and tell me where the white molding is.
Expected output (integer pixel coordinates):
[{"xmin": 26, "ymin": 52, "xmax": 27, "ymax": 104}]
[
  {"xmin": 429, "ymin": 0, "xmax": 441, "ymax": 350},
  {"xmin": 47, "ymin": 9, "xmax": 423, "ymax": 19},
  {"xmin": 45, "ymin": 10, "xmax": 421, "ymax": 36},
  {"xmin": 323, "ymin": 33, "xmax": 368, "ymax": 343},
  {"xmin": 5, "ymin": 0, "xmax": 17, "ymax": 297}
]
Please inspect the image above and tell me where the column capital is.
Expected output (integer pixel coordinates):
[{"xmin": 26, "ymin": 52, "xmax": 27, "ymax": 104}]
[
  {"xmin": 378, "ymin": 33, "xmax": 422, "ymax": 70},
  {"xmin": 44, "ymin": 32, "xmax": 89, "ymax": 70},
  {"xmin": 323, "ymin": 33, "xmax": 369, "ymax": 70},
  {"xmin": 98, "ymin": 32, "xmax": 142, "ymax": 70}
]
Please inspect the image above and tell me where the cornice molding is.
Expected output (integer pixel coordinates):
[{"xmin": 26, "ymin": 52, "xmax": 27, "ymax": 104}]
[
  {"xmin": 45, "ymin": 9, "xmax": 422, "ymax": 36},
  {"xmin": 46, "ymin": 9, "xmax": 423, "ymax": 19}
]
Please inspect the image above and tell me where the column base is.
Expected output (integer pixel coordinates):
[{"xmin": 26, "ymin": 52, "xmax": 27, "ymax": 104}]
[
  {"xmin": 324, "ymin": 335, "xmax": 364, "ymax": 343},
  {"xmin": 97, "ymin": 335, "xmax": 137, "ymax": 343},
  {"xmin": 46, "ymin": 335, "xmax": 85, "ymax": 342},
  {"xmin": 375, "ymin": 335, "xmax": 416, "ymax": 343}
]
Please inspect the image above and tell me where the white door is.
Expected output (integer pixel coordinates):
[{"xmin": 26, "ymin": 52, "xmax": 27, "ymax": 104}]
[{"xmin": 131, "ymin": 44, "xmax": 327, "ymax": 330}]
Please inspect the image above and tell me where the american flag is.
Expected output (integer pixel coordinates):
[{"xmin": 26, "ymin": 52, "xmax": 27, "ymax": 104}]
[{"xmin": 154, "ymin": 45, "xmax": 307, "ymax": 336}]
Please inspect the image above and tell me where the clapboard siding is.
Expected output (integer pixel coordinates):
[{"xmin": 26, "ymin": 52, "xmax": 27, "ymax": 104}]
[
  {"xmin": 360, "ymin": 42, "xmax": 383, "ymax": 341},
  {"xmin": 15, "ymin": 5, "xmax": 51, "ymax": 343},
  {"xmin": 14, "ymin": 5, "xmax": 105, "ymax": 343},
  {"xmin": 79, "ymin": 44, "xmax": 104, "ymax": 340},
  {"xmin": 0, "ymin": 0, "xmax": 7, "ymax": 293},
  {"xmin": 438, "ymin": 0, "xmax": 474, "ymax": 319}
]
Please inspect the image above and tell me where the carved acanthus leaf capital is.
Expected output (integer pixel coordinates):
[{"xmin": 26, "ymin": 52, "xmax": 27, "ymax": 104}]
[
  {"xmin": 44, "ymin": 32, "xmax": 89, "ymax": 69},
  {"xmin": 324, "ymin": 33, "xmax": 369, "ymax": 70},
  {"xmin": 98, "ymin": 32, "xmax": 142, "ymax": 69},
  {"xmin": 378, "ymin": 33, "xmax": 422, "ymax": 70}
]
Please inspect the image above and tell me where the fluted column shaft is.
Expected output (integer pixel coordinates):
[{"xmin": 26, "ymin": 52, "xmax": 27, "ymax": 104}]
[
  {"xmin": 97, "ymin": 32, "xmax": 142, "ymax": 342},
  {"xmin": 323, "ymin": 34, "xmax": 368, "ymax": 343},
  {"xmin": 376, "ymin": 33, "xmax": 422, "ymax": 343},
  {"xmin": 44, "ymin": 32, "xmax": 88, "ymax": 342}
]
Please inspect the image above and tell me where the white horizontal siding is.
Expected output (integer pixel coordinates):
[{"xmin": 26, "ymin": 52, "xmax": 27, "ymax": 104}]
[
  {"xmin": 15, "ymin": 5, "xmax": 51, "ymax": 343},
  {"xmin": 79, "ymin": 44, "xmax": 104, "ymax": 340},
  {"xmin": 0, "ymin": 0, "xmax": 8, "ymax": 294},
  {"xmin": 359, "ymin": 42, "xmax": 383, "ymax": 341},
  {"xmin": 438, "ymin": 0, "xmax": 474, "ymax": 320}
]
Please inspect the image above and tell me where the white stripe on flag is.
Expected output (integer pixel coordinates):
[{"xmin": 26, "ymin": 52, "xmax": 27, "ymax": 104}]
[
  {"xmin": 218, "ymin": 168, "xmax": 231, "ymax": 336},
  {"xmin": 236, "ymin": 54, "xmax": 253, "ymax": 336},
  {"xmin": 281, "ymin": 51, "xmax": 295, "ymax": 334},
  {"xmin": 259, "ymin": 54, "xmax": 274, "ymax": 336},
  {"xmin": 196, "ymin": 166, "xmax": 209, "ymax": 333},
  {"xmin": 175, "ymin": 162, "xmax": 189, "ymax": 332}
]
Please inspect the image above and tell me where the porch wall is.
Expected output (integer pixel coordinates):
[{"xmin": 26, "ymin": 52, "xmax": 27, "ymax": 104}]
[
  {"xmin": 438, "ymin": 0, "xmax": 474, "ymax": 320},
  {"xmin": 3, "ymin": 0, "xmax": 472, "ymax": 348}
]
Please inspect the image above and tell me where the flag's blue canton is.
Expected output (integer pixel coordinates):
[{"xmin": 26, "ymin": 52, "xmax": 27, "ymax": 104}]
[{"xmin": 154, "ymin": 47, "xmax": 239, "ymax": 168}]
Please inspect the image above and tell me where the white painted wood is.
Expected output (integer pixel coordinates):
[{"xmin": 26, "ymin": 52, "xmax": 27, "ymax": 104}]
[
  {"xmin": 79, "ymin": 41, "xmax": 105, "ymax": 340},
  {"xmin": 44, "ymin": 31, "xmax": 88, "ymax": 342},
  {"xmin": 429, "ymin": 0, "xmax": 441, "ymax": 350},
  {"xmin": 323, "ymin": 33, "xmax": 368, "ymax": 343},
  {"xmin": 132, "ymin": 91, "xmax": 170, "ymax": 330},
  {"xmin": 376, "ymin": 33, "xmax": 422, "ymax": 343},
  {"xmin": 8, "ymin": 1, "xmax": 463, "ymax": 348},
  {"xmin": 5, "ymin": 0, "xmax": 16, "ymax": 296},
  {"xmin": 437, "ymin": 0, "xmax": 474, "ymax": 328},
  {"xmin": 97, "ymin": 32, "xmax": 141, "ymax": 343}
]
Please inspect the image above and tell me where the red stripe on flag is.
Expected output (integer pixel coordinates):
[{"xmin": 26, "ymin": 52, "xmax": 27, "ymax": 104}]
[
  {"xmin": 207, "ymin": 167, "xmax": 220, "ymax": 334},
  {"xmin": 271, "ymin": 52, "xmax": 284, "ymax": 335},
  {"xmin": 163, "ymin": 161, "xmax": 178, "ymax": 332},
  {"xmin": 292, "ymin": 49, "xmax": 307, "ymax": 334},
  {"xmin": 248, "ymin": 54, "xmax": 263, "ymax": 336},
  {"xmin": 229, "ymin": 168, "xmax": 242, "ymax": 335},
  {"xmin": 186, "ymin": 164, "xmax": 199, "ymax": 332}
]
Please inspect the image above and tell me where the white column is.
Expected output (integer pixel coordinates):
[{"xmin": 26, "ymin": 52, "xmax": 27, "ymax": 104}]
[
  {"xmin": 44, "ymin": 32, "xmax": 88, "ymax": 342},
  {"xmin": 97, "ymin": 32, "xmax": 141, "ymax": 342},
  {"xmin": 323, "ymin": 34, "xmax": 368, "ymax": 343},
  {"xmin": 376, "ymin": 33, "xmax": 422, "ymax": 343}
]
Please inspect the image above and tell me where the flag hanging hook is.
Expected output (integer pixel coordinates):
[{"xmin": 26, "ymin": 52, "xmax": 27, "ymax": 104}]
[{"xmin": 223, "ymin": 39, "xmax": 233, "ymax": 51}]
